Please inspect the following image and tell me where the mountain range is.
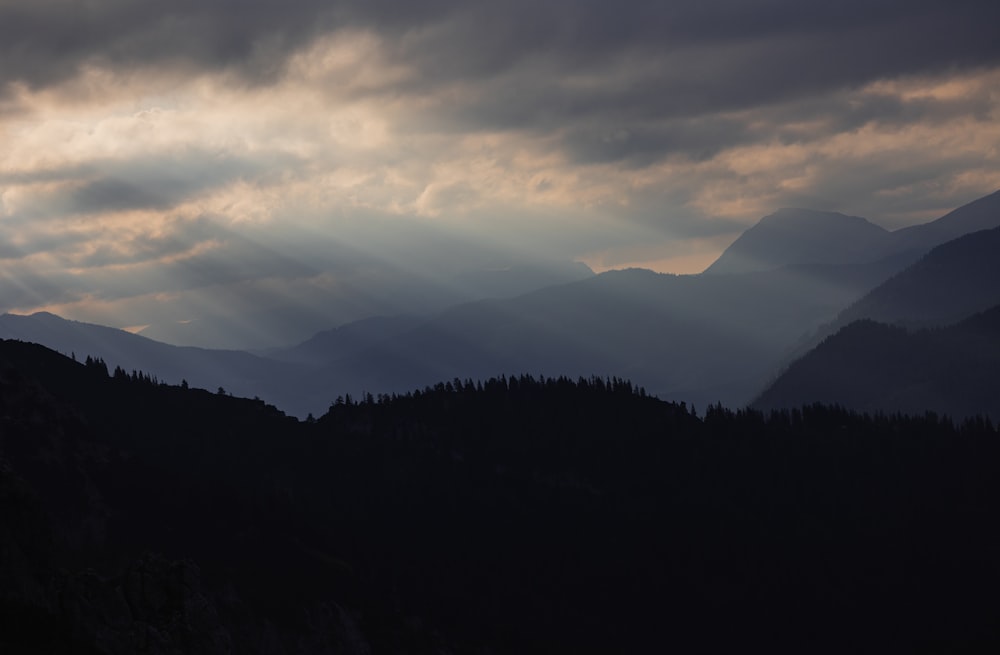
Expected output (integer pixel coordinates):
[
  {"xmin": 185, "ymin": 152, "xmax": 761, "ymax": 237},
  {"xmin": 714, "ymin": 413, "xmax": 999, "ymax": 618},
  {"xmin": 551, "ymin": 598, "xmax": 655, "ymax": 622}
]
[
  {"xmin": 2, "ymin": 189, "xmax": 999, "ymax": 418},
  {"xmin": 4, "ymin": 188, "xmax": 1000, "ymax": 652},
  {"xmin": 706, "ymin": 190, "xmax": 1000, "ymax": 276}
]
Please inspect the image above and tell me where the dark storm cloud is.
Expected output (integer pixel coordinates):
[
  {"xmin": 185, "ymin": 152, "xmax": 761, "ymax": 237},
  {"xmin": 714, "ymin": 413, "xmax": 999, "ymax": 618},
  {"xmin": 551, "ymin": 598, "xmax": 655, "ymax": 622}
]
[
  {"xmin": 561, "ymin": 117, "xmax": 756, "ymax": 166},
  {"xmin": 6, "ymin": 1, "xmax": 999, "ymax": 101},
  {"xmin": 3, "ymin": 1, "xmax": 999, "ymax": 167},
  {"xmin": 0, "ymin": 0, "xmax": 333, "ymax": 90}
]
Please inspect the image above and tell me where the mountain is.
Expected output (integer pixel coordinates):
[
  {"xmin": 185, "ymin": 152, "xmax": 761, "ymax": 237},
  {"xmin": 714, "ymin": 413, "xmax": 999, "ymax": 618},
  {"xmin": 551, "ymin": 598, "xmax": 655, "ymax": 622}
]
[
  {"xmin": 289, "ymin": 260, "xmax": 899, "ymax": 412},
  {"xmin": 704, "ymin": 208, "xmax": 894, "ymax": 275},
  {"xmin": 704, "ymin": 189, "xmax": 1000, "ymax": 277},
  {"xmin": 4, "ymin": 340, "xmax": 1000, "ymax": 652},
  {"xmin": 266, "ymin": 314, "xmax": 423, "ymax": 365},
  {"xmin": 893, "ymin": 189, "xmax": 1000, "ymax": 252},
  {"xmin": 124, "ymin": 257, "xmax": 595, "ymax": 350},
  {"xmin": 0, "ymin": 311, "xmax": 304, "ymax": 410},
  {"xmin": 754, "ymin": 306, "xmax": 1000, "ymax": 419},
  {"xmin": 6, "ymin": 192, "xmax": 998, "ymax": 419},
  {"xmin": 289, "ymin": 193, "xmax": 998, "ymax": 413},
  {"xmin": 833, "ymin": 225, "xmax": 1000, "ymax": 329}
]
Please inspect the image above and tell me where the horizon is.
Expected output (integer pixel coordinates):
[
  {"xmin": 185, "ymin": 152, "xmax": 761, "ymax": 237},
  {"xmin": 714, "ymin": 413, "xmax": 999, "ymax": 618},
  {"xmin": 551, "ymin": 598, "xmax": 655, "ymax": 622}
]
[{"xmin": 2, "ymin": 1, "xmax": 1000, "ymax": 346}]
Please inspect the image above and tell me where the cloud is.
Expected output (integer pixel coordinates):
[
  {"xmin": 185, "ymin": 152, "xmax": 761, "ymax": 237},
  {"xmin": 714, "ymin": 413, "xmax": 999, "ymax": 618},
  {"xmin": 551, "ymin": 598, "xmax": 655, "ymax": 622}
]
[{"xmin": 1, "ymin": 1, "xmax": 1000, "ymax": 346}]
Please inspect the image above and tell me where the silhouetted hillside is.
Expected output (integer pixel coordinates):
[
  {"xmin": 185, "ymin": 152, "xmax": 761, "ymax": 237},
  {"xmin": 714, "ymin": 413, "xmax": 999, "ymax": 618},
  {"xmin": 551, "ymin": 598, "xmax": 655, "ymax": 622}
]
[
  {"xmin": 4, "ymin": 340, "xmax": 1000, "ymax": 652},
  {"xmin": 704, "ymin": 208, "xmax": 893, "ymax": 275},
  {"xmin": 0, "ymin": 311, "xmax": 310, "ymax": 413},
  {"xmin": 755, "ymin": 306, "xmax": 1000, "ymax": 419}
]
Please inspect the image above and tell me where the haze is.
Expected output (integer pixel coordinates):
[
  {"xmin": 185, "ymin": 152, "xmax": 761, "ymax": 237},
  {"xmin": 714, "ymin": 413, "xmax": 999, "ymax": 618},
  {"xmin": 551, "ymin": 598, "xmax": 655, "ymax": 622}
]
[{"xmin": 2, "ymin": 0, "xmax": 1000, "ymax": 348}]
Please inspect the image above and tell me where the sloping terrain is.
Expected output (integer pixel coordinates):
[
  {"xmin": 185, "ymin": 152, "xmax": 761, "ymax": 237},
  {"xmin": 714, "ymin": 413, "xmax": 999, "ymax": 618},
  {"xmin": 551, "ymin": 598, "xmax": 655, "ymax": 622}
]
[
  {"xmin": 834, "ymin": 226, "xmax": 1000, "ymax": 329},
  {"xmin": 755, "ymin": 306, "xmax": 1000, "ymax": 419}
]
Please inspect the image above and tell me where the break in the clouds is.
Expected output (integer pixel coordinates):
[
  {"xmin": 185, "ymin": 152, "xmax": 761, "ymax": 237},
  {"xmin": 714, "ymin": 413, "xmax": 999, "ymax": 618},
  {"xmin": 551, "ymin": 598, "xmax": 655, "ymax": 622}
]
[{"xmin": 1, "ymin": 0, "xmax": 1000, "ymax": 346}]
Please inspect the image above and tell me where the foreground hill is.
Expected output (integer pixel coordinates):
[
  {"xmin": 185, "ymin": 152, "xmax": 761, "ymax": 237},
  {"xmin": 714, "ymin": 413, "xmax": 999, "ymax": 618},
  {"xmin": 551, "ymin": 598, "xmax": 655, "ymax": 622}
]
[
  {"xmin": 3, "ymin": 340, "xmax": 1000, "ymax": 652},
  {"xmin": 755, "ymin": 306, "xmax": 1000, "ymax": 419}
]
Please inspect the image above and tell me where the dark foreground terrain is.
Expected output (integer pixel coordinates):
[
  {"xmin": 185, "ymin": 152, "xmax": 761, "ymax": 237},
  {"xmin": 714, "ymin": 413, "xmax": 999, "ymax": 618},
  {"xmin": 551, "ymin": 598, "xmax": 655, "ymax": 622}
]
[{"xmin": 2, "ymin": 339, "xmax": 999, "ymax": 653}]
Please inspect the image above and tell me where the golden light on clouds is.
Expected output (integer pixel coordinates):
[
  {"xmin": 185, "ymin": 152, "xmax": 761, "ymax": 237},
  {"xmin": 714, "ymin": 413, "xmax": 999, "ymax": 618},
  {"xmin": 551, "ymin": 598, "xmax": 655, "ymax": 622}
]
[{"xmin": 1, "ymin": 0, "xmax": 999, "ymax": 344}]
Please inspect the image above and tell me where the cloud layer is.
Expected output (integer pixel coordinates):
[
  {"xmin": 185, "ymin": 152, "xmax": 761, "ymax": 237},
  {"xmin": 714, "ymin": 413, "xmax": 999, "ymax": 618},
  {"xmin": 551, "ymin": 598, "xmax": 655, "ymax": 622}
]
[{"xmin": 2, "ymin": 0, "xmax": 1000, "ymax": 346}]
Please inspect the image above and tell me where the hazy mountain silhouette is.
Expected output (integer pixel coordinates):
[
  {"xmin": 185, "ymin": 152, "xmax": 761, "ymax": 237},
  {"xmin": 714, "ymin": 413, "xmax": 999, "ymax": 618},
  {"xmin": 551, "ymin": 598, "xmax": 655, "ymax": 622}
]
[
  {"xmin": 704, "ymin": 189, "xmax": 1000, "ymax": 276},
  {"xmin": 893, "ymin": 189, "xmax": 1000, "ymax": 252},
  {"xmin": 704, "ymin": 208, "xmax": 894, "ymax": 275},
  {"xmin": 289, "ymin": 261, "xmax": 900, "ymax": 412},
  {"xmin": 266, "ymin": 314, "xmax": 424, "ymax": 365},
  {"xmin": 755, "ymin": 306, "xmax": 1000, "ymax": 420},
  {"xmin": 832, "ymin": 225, "xmax": 1000, "ymax": 329},
  {"xmin": 0, "ymin": 311, "xmax": 303, "ymax": 408},
  {"xmin": 4, "ymin": 340, "xmax": 1000, "ymax": 652},
  {"xmin": 256, "ymin": 190, "xmax": 1000, "ymax": 414},
  {"xmin": 130, "ymin": 257, "xmax": 595, "ymax": 349},
  {"xmin": 6, "ymin": 191, "xmax": 998, "ymax": 419}
]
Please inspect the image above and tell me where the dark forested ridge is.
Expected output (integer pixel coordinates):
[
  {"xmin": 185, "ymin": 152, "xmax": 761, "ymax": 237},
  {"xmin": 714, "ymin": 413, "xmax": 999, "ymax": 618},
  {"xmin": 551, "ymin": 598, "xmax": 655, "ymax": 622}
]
[{"xmin": 3, "ymin": 339, "xmax": 1000, "ymax": 653}]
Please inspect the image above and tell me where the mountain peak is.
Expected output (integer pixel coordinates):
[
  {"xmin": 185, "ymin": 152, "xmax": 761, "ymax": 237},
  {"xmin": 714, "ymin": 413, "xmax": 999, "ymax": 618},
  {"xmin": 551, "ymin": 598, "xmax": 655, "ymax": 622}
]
[
  {"xmin": 704, "ymin": 208, "xmax": 891, "ymax": 275},
  {"xmin": 761, "ymin": 207, "xmax": 876, "ymax": 225}
]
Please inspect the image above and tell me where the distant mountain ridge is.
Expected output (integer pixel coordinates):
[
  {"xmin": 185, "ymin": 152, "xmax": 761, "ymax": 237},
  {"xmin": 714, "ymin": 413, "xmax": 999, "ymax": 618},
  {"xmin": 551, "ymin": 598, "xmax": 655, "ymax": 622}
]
[
  {"xmin": 704, "ymin": 208, "xmax": 893, "ymax": 275},
  {"xmin": 267, "ymin": 315, "xmax": 423, "ymax": 365},
  {"xmin": 704, "ymin": 189, "xmax": 1000, "ymax": 276},
  {"xmin": 754, "ymin": 306, "xmax": 1000, "ymax": 420},
  {"xmin": 834, "ymin": 225, "xmax": 1000, "ymax": 329},
  {"xmin": 4, "ymin": 190, "xmax": 999, "ymax": 418},
  {"xmin": 893, "ymin": 189, "xmax": 1000, "ymax": 251},
  {"xmin": 284, "ymin": 261, "xmax": 904, "ymax": 413}
]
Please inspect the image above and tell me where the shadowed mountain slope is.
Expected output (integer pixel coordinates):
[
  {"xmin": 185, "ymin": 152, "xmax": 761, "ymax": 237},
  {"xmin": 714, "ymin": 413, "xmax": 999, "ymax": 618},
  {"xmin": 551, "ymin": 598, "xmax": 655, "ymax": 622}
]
[
  {"xmin": 755, "ymin": 306, "xmax": 1000, "ymax": 419},
  {"xmin": 893, "ymin": 189, "xmax": 1000, "ymax": 252},
  {"xmin": 833, "ymin": 225, "xmax": 1000, "ymax": 329}
]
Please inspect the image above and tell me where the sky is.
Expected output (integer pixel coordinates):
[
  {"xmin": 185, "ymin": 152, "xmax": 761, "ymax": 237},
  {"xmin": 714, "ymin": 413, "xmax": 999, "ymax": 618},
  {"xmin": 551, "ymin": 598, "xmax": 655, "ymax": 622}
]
[{"xmin": 2, "ymin": 0, "xmax": 1000, "ymax": 346}]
